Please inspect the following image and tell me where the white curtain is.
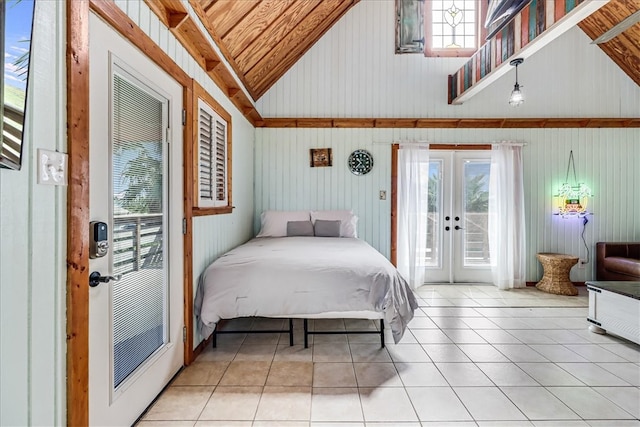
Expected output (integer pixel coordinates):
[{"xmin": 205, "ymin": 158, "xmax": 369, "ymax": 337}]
[
  {"xmin": 488, "ymin": 143, "xmax": 526, "ymax": 289},
  {"xmin": 397, "ymin": 143, "xmax": 430, "ymax": 289}
]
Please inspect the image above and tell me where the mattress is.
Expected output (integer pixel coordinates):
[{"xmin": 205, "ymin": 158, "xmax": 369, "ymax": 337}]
[{"xmin": 195, "ymin": 237, "xmax": 418, "ymax": 343}]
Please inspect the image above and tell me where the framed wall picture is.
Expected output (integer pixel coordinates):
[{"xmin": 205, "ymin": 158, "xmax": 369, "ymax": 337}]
[{"xmin": 310, "ymin": 148, "xmax": 332, "ymax": 167}]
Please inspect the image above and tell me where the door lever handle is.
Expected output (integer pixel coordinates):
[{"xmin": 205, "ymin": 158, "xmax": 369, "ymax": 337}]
[
  {"xmin": 89, "ymin": 271, "xmax": 121, "ymax": 287},
  {"xmin": 454, "ymin": 225, "xmax": 464, "ymax": 230}
]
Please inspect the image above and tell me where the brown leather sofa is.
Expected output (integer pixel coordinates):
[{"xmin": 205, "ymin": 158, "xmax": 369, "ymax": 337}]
[{"xmin": 596, "ymin": 242, "xmax": 640, "ymax": 281}]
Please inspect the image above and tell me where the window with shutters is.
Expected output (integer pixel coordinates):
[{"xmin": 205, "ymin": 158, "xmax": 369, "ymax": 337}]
[{"xmin": 193, "ymin": 81, "xmax": 232, "ymax": 215}]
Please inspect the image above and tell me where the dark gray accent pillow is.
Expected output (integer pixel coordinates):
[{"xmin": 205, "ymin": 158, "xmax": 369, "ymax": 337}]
[
  {"xmin": 286, "ymin": 220, "xmax": 314, "ymax": 236},
  {"xmin": 314, "ymin": 220, "xmax": 341, "ymax": 237}
]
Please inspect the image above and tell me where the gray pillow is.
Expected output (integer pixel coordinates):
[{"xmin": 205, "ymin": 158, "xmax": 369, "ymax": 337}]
[
  {"xmin": 286, "ymin": 220, "xmax": 314, "ymax": 236},
  {"xmin": 314, "ymin": 220, "xmax": 341, "ymax": 237}
]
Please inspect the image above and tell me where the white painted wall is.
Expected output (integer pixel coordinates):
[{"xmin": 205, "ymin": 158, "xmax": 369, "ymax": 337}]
[
  {"xmin": 0, "ymin": 2, "xmax": 66, "ymax": 425},
  {"xmin": 257, "ymin": 0, "xmax": 640, "ymax": 118},
  {"xmin": 255, "ymin": 127, "xmax": 640, "ymax": 283}
]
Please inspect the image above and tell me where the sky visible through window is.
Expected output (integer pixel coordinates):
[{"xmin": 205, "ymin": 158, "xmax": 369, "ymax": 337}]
[{"xmin": 4, "ymin": 0, "xmax": 34, "ymax": 108}]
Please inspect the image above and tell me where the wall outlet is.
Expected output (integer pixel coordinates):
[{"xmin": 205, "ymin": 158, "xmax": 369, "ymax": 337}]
[{"xmin": 379, "ymin": 190, "xmax": 387, "ymax": 200}]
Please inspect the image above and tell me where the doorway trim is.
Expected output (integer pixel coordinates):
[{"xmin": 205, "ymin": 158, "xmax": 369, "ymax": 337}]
[
  {"xmin": 390, "ymin": 143, "xmax": 491, "ymax": 267},
  {"xmin": 67, "ymin": 2, "xmax": 193, "ymax": 424}
]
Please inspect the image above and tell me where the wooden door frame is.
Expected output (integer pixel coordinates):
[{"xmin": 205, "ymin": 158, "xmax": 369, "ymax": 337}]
[{"xmin": 66, "ymin": 2, "xmax": 194, "ymax": 424}]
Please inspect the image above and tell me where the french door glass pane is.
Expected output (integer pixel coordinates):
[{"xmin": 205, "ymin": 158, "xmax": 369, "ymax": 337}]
[
  {"xmin": 112, "ymin": 72, "xmax": 167, "ymax": 388},
  {"xmin": 424, "ymin": 161, "xmax": 441, "ymax": 267},
  {"xmin": 463, "ymin": 160, "xmax": 490, "ymax": 266}
]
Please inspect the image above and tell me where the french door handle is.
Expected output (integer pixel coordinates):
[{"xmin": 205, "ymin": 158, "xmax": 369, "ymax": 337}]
[
  {"xmin": 89, "ymin": 271, "xmax": 121, "ymax": 287},
  {"xmin": 454, "ymin": 225, "xmax": 463, "ymax": 230}
]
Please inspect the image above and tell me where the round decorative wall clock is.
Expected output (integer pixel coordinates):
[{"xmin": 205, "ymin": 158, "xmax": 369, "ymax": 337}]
[{"xmin": 348, "ymin": 149, "xmax": 374, "ymax": 176}]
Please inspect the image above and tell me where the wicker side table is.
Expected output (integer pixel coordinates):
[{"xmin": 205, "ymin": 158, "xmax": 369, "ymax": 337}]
[{"xmin": 536, "ymin": 253, "xmax": 579, "ymax": 296}]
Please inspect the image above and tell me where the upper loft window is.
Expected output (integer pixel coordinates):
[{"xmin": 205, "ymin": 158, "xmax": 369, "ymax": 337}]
[
  {"xmin": 396, "ymin": 0, "xmax": 487, "ymax": 57},
  {"xmin": 426, "ymin": 0, "xmax": 480, "ymax": 56}
]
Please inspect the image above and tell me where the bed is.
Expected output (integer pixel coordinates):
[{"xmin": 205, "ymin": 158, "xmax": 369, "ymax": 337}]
[{"xmin": 194, "ymin": 210, "xmax": 418, "ymax": 346}]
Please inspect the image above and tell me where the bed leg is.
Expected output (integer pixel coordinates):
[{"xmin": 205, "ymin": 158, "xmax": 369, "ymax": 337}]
[
  {"xmin": 289, "ymin": 318, "xmax": 294, "ymax": 346},
  {"xmin": 303, "ymin": 319, "xmax": 309, "ymax": 348},
  {"xmin": 212, "ymin": 330, "xmax": 217, "ymax": 349},
  {"xmin": 380, "ymin": 319, "xmax": 385, "ymax": 348}
]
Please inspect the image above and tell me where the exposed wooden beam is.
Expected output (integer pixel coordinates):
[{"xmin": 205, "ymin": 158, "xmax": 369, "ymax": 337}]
[
  {"xmin": 189, "ymin": 0, "xmax": 257, "ymax": 101},
  {"xmin": 143, "ymin": 0, "xmax": 264, "ymax": 125},
  {"xmin": 205, "ymin": 59, "xmax": 221, "ymax": 72},
  {"xmin": 66, "ymin": 0, "xmax": 90, "ymax": 425},
  {"xmin": 145, "ymin": 0, "xmax": 188, "ymax": 27},
  {"xmin": 168, "ymin": 12, "xmax": 189, "ymax": 29},
  {"xmin": 258, "ymin": 117, "xmax": 640, "ymax": 128}
]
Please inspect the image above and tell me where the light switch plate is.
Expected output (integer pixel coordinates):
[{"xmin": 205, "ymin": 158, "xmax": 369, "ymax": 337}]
[
  {"xmin": 38, "ymin": 149, "xmax": 68, "ymax": 186},
  {"xmin": 379, "ymin": 190, "xmax": 387, "ymax": 200}
]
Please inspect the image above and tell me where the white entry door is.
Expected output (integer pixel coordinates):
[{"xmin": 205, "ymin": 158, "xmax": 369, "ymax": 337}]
[
  {"xmin": 88, "ymin": 13, "xmax": 184, "ymax": 426},
  {"xmin": 424, "ymin": 151, "xmax": 492, "ymax": 283}
]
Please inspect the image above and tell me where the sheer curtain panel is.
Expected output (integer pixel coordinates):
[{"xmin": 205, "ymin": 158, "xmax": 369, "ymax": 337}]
[
  {"xmin": 488, "ymin": 143, "xmax": 526, "ymax": 289},
  {"xmin": 397, "ymin": 143, "xmax": 430, "ymax": 289}
]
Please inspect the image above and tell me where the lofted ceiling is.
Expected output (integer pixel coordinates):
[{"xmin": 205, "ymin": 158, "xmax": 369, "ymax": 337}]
[
  {"xmin": 190, "ymin": 0, "xmax": 359, "ymax": 100},
  {"xmin": 182, "ymin": 0, "xmax": 638, "ymax": 105},
  {"xmin": 578, "ymin": 0, "xmax": 640, "ymax": 87}
]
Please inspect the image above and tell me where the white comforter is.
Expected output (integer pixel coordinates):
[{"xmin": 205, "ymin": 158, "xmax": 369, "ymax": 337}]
[{"xmin": 195, "ymin": 237, "xmax": 417, "ymax": 343}]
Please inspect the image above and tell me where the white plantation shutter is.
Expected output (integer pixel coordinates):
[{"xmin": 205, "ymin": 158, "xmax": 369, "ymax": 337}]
[
  {"xmin": 214, "ymin": 116, "xmax": 226, "ymax": 202},
  {"xmin": 197, "ymin": 99, "xmax": 227, "ymax": 207}
]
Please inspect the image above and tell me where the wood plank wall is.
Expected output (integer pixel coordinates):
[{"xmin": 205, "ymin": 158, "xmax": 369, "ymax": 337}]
[
  {"xmin": 255, "ymin": 127, "xmax": 640, "ymax": 283},
  {"xmin": 0, "ymin": 2, "xmax": 67, "ymax": 425}
]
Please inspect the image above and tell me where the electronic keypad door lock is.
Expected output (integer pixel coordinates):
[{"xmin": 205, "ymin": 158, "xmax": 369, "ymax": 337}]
[{"xmin": 90, "ymin": 221, "xmax": 109, "ymax": 258}]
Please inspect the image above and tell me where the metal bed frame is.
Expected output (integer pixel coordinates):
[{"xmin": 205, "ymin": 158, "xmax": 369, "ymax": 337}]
[
  {"xmin": 212, "ymin": 318, "xmax": 294, "ymax": 348},
  {"xmin": 303, "ymin": 318, "xmax": 385, "ymax": 348},
  {"xmin": 210, "ymin": 317, "xmax": 385, "ymax": 349}
]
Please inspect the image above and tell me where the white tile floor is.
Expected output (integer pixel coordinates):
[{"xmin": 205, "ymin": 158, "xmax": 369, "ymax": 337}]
[{"xmin": 137, "ymin": 285, "xmax": 640, "ymax": 427}]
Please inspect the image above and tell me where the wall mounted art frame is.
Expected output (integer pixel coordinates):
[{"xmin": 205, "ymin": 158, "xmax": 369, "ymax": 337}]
[{"xmin": 310, "ymin": 148, "xmax": 332, "ymax": 167}]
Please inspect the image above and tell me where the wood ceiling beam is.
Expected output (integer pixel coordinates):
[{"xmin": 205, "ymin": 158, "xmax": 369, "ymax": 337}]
[
  {"xmin": 257, "ymin": 117, "xmax": 640, "ymax": 128},
  {"xmin": 144, "ymin": 0, "xmax": 188, "ymax": 28},
  {"xmin": 189, "ymin": 0, "xmax": 258, "ymax": 101},
  {"xmin": 142, "ymin": 0, "xmax": 263, "ymax": 125}
]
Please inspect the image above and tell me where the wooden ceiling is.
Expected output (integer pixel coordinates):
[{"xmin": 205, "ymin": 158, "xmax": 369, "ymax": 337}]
[
  {"xmin": 190, "ymin": 0, "xmax": 359, "ymax": 100},
  {"xmin": 579, "ymin": 0, "xmax": 640, "ymax": 86}
]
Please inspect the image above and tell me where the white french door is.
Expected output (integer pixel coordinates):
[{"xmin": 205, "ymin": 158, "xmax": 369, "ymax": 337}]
[
  {"xmin": 88, "ymin": 13, "xmax": 183, "ymax": 426},
  {"xmin": 424, "ymin": 151, "xmax": 492, "ymax": 283}
]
